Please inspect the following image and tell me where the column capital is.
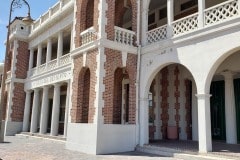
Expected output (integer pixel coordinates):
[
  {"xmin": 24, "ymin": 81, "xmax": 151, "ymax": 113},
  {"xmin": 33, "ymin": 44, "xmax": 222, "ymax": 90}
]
[
  {"xmin": 47, "ymin": 38, "xmax": 52, "ymax": 43},
  {"xmin": 221, "ymin": 70, "xmax": 235, "ymax": 79},
  {"xmin": 24, "ymin": 90, "xmax": 33, "ymax": 94},
  {"xmin": 34, "ymin": 88, "xmax": 41, "ymax": 92},
  {"xmin": 42, "ymin": 85, "xmax": 50, "ymax": 90},
  {"xmin": 54, "ymin": 83, "xmax": 62, "ymax": 88},
  {"xmin": 195, "ymin": 93, "xmax": 212, "ymax": 99}
]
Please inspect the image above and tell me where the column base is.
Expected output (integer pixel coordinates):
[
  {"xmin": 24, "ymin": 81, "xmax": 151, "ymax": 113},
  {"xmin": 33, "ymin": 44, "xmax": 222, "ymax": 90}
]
[{"xmin": 4, "ymin": 121, "xmax": 23, "ymax": 136}]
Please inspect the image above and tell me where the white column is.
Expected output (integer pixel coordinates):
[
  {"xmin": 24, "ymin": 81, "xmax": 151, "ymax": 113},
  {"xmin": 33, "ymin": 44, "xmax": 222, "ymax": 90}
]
[
  {"xmin": 50, "ymin": 83, "xmax": 61, "ymax": 136},
  {"xmin": 139, "ymin": 97, "xmax": 149, "ymax": 146},
  {"xmin": 30, "ymin": 89, "xmax": 40, "ymax": 133},
  {"xmin": 46, "ymin": 38, "xmax": 52, "ymax": 63},
  {"xmin": 64, "ymin": 82, "xmax": 70, "ymax": 137},
  {"xmin": 198, "ymin": 0, "xmax": 205, "ymax": 28},
  {"xmin": 222, "ymin": 71, "xmax": 237, "ymax": 144},
  {"xmin": 57, "ymin": 31, "xmax": 63, "ymax": 64},
  {"xmin": 28, "ymin": 49, "xmax": 34, "ymax": 70},
  {"xmin": 196, "ymin": 94, "xmax": 212, "ymax": 153},
  {"xmin": 22, "ymin": 91, "xmax": 32, "ymax": 132},
  {"xmin": 167, "ymin": 0, "xmax": 174, "ymax": 38},
  {"xmin": 36, "ymin": 44, "xmax": 42, "ymax": 67},
  {"xmin": 39, "ymin": 86, "xmax": 49, "ymax": 134}
]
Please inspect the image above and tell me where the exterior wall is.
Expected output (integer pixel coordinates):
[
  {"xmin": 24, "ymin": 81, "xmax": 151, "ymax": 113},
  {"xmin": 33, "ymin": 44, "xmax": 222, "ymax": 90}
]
[
  {"xmin": 102, "ymin": 49, "xmax": 137, "ymax": 124},
  {"xmin": 74, "ymin": 0, "xmax": 99, "ymax": 47},
  {"xmin": 71, "ymin": 50, "xmax": 97, "ymax": 123}
]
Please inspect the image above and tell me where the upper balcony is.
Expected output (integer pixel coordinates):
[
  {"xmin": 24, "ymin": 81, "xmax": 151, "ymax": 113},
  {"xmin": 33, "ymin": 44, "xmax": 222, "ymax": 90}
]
[
  {"xmin": 146, "ymin": 0, "xmax": 239, "ymax": 45},
  {"xmin": 30, "ymin": 0, "xmax": 74, "ymax": 37},
  {"xmin": 29, "ymin": 53, "xmax": 71, "ymax": 77},
  {"xmin": 73, "ymin": 0, "xmax": 137, "ymax": 54}
]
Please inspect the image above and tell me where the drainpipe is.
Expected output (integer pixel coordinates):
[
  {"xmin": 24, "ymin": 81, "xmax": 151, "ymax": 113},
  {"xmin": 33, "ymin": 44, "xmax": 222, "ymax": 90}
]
[{"xmin": 136, "ymin": 0, "xmax": 142, "ymax": 146}]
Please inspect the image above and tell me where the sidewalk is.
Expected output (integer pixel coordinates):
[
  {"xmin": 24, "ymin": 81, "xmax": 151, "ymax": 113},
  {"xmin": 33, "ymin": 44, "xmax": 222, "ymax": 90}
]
[{"xmin": 0, "ymin": 136, "xmax": 180, "ymax": 160}]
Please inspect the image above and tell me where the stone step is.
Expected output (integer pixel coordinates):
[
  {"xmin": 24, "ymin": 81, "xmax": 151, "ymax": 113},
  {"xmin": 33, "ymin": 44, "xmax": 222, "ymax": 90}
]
[
  {"xmin": 136, "ymin": 145, "xmax": 238, "ymax": 160},
  {"xmin": 16, "ymin": 132, "xmax": 66, "ymax": 142}
]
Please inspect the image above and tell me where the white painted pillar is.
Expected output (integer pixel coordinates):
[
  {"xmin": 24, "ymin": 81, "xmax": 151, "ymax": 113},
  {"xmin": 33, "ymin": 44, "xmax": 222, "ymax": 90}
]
[
  {"xmin": 50, "ymin": 83, "xmax": 61, "ymax": 136},
  {"xmin": 39, "ymin": 86, "xmax": 49, "ymax": 134},
  {"xmin": 196, "ymin": 94, "xmax": 212, "ymax": 153},
  {"xmin": 64, "ymin": 82, "xmax": 70, "ymax": 137},
  {"xmin": 198, "ymin": 0, "xmax": 205, "ymax": 28},
  {"xmin": 46, "ymin": 38, "xmax": 52, "ymax": 63},
  {"xmin": 222, "ymin": 71, "xmax": 237, "ymax": 144},
  {"xmin": 30, "ymin": 89, "xmax": 40, "ymax": 133},
  {"xmin": 57, "ymin": 31, "xmax": 63, "ymax": 66},
  {"xmin": 141, "ymin": 8, "xmax": 148, "ymax": 46},
  {"xmin": 36, "ymin": 44, "xmax": 42, "ymax": 67},
  {"xmin": 167, "ymin": 0, "xmax": 174, "ymax": 38},
  {"xmin": 22, "ymin": 90, "xmax": 32, "ymax": 132},
  {"xmin": 139, "ymin": 97, "xmax": 149, "ymax": 146},
  {"xmin": 28, "ymin": 49, "xmax": 34, "ymax": 70}
]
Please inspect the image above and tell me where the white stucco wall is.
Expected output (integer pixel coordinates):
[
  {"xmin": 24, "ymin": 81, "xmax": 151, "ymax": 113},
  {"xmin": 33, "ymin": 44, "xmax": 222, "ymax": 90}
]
[{"xmin": 96, "ymin": 124, "xmax": 136, "ymax": 154}]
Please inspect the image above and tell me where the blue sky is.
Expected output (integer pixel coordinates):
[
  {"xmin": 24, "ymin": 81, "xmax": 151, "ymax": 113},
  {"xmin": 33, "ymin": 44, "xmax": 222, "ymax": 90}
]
[{"xmin": 0, "ymin": 0, "xmax": 58, "ymax": 63}]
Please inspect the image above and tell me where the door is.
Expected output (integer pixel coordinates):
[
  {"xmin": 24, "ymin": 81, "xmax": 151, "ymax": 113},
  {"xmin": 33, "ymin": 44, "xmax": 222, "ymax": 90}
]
[
  {"xmin": 234, "ymin": 78, "xmax": 240, "ymax": 143},
  {"xmin": 210, "ymin": 81, "xmax": 226, "ymax": 140}
]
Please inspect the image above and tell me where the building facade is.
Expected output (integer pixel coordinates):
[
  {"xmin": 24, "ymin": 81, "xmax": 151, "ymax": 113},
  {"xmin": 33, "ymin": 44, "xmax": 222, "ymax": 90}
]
[{"xmin": 2, "ymin": 0, "xmax": 240, "ymax": 155}]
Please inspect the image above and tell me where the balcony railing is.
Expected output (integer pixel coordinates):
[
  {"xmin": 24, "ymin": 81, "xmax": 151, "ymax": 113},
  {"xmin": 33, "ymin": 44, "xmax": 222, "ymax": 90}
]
[
  {"xmin": 172, "ymin": 13, "xmax": 198, "ymax": 36},
  {"xmin": 147, "ymin": 25, "xmax": 167, "ymax": 44},
  {"xmin": 204, "ymin": 0, "xmax": 238, "ymax": 26},
  {"xmin": 114, "ymin": 26, "xmax": 135, "ymax": 46},
  {"xmin": 31, "ymin": 0, "xmax": 73, "ymax": 32},
  {"xmin": 147, "ymin": 0, "xmax": 239, "ymax": 44},
  {"xmin": 29, "ymin": 53, "xmax": 71, "ymax": 77},
  {"xmin": 80, "ymin": 27, "xmax": 96, "ymax": 45}
]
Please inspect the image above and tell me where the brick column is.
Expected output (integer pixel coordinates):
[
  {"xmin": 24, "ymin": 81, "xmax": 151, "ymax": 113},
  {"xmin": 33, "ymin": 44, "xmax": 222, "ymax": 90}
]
[
  {"xmin": 50, "ymin": 83, "xmax": 61, "ymax": 136},
  {"xmin": 196, "ymin": 93, "xmax": 212, "ymax": 153},
  {"xmin": 30, "ymin": 89, "xmax": 40, "ymax": 133},
  {"xmin": 39, "ymin": 86, "xmax": 49, "ymax": 134},
  {"xmin": 22, "ymin": 90, "xmax": 32, "ymax": 132}
]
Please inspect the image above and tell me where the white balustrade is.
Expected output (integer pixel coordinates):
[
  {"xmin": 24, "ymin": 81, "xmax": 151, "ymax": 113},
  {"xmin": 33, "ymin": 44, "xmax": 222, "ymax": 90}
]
[
  {"xmin": 47, "ymin": 59, "xmax": 58, "ymax": 71},
  {"xmin": 31, "ymin": 0, "xmax": 73, "ymax": 33},
  {"xmin": 38, "ymin": 64, "xmax": 46, "ymax": 74},
  {"xmin": 205, "ymin": 0, "xmax": 238, "ymax": 26},
  {"xmin": 31, "ymin": 68, "xmax": 38, "ymax": 76},
  {"xmin": 114, "ymin": 26, "xmax": 135, "ymax": 46},
  {"xmin": 28, "ymin": 53, "xmax": 71, "ymax": 77},
  {"xmin": 59, "ymin": 53, "xmax": 71, "ymax": 66},
  {"xmin": 80, "ymin": 27, "xmax": 96, "ymax": 45},
  {"xmin": 172, "ymin": 13, "xmax": 198, "ymax": 36},
  {"xmin": 147, "ymin": 25, "xmax": 167, "ymax": 44}
]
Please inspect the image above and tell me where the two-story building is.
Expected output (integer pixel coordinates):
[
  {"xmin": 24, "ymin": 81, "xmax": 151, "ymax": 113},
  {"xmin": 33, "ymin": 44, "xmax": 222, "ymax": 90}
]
[{"xmin": 2, "ymin": 0, "xmax": 240, "ymax": 155}]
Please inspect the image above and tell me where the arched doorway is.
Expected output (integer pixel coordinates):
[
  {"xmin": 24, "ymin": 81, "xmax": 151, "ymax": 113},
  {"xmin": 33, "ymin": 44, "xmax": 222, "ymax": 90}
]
[
  {"xmin": 209, "ymin": 51, "xmax": 240, "ymax": 144},
  {"xmin": 147, "ymin": 63, "xmax": 198, "ymax": 142}
]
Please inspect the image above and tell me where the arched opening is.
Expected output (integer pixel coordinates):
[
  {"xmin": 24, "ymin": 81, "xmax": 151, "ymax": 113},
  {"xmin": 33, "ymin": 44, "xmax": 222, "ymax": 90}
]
[
  {"xmin": 76, "ymin": 67, "xmax": 91, "ymax": 123},
  {"xmin": 147, "ymin": 64, "xmax": 198, "ymax": 145},
  {"xmin": 85, "ymin": 0, "xmax": 94, "ymax": 29},
  {"xmin": 209, "ymin": 50, "xmax": 240, "ymax": 146},
  {"xmin": 115, "ymin": 0, "xmax": 133, "ymax": 30},
  {"xmin": 112, "ymin": 68, "xmax": 130, "ymax": 124}
]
